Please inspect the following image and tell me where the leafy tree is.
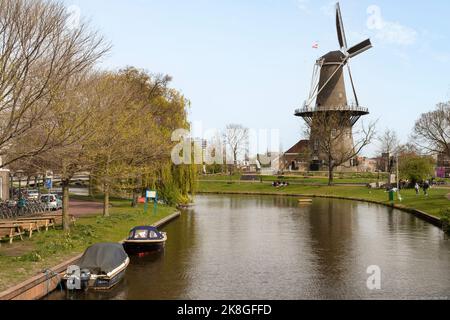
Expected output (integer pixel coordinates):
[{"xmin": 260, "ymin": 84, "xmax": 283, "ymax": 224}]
[{"xmin": 398, "ymin": 155, "xmax": 435, "ymax": 184}]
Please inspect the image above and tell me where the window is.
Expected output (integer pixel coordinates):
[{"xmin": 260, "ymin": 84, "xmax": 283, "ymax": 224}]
[
  {"xmin": 314, "ymin": 140, "xmax": 319, "ymax": 151},
  {"xmin": 149, "ymin": 231, "xmax": 158, "ymax": 238},
  {"xmin": 134, "ymin": 230, "xmax": 149, "ymax": 239}
]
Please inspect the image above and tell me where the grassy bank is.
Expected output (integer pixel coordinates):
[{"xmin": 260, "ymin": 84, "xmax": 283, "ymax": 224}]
[
  {"xmin": 0, "ymin": 197, "xmax": 176, "ymax": 292},
  {"xmin": 198, "ymin": 181, "xmax": 449, "ymax": 219},
  {"xmin": 199, "ymin": 173, "xmax": 390, "ymax": 185}
]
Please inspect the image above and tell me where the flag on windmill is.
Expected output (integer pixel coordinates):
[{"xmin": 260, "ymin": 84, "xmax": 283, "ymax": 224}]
[{"xmin": 312, "ymin": 42, "xmax": 319, "ymax": 49}]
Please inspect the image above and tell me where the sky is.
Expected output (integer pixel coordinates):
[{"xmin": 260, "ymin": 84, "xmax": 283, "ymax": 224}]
[{"xmin": 63, "ymin": 0, "xmax": 450, "ymax": 157}]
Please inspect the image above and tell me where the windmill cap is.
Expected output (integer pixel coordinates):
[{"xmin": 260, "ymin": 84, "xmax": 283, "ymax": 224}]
[{"xmin": 321, "ymin": 50, "xmax": 346, "ymax": 63}]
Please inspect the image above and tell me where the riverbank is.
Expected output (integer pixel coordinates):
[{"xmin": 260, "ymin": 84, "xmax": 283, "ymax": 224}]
[
  {"xmin": 198, "ymin": 181, "xmax": 449, "ymax": 220},
  {"xmin": 0, "ymin": 197, "xmax": 177, "ymax": 293}
]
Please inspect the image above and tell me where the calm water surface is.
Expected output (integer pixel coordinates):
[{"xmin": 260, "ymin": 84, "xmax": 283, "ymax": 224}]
[{"xmin": 47, "ymin": 195, "xmax": 450, "ymax": 300}]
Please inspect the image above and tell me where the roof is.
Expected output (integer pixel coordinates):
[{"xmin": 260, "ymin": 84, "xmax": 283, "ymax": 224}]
[
  {"xmin": 130, "ymin": 226, "xmax": 160, "ymax": 233},
  {"xmin": 285, "ymin": 140, "xmax": 309, "ymax": 154},
  {"xmin": 321, "ymin": 50, "xmax": 346, "ymax": 63}
]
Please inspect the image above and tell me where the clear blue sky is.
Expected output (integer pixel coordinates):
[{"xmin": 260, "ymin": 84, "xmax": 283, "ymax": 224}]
[{"xmin": 63, "ymin": 0, "xmax": 450, "ymax": 156}]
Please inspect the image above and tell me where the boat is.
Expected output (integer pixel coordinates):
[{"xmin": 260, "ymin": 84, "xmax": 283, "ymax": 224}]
[
  {"xmin": 123, "ymin": 226, "xmax": 167, "ymax": 254},
  {"xmin": 63, "ymin": 243, "xmax": 129, "ymax": 291}
]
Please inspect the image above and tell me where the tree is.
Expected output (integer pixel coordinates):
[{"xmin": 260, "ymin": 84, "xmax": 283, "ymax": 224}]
[
  {"xmin": 377, "ymin": 129, "xmax": 400, "ymax": 155},
  {"xmin": 223, "ymin": 124, "xmax": 249, "ymax": 168},
  {"xmin": 307, "ymin": 112, "xmax": 376, "ymax": 185},
  {"xmin": 0, "ymin": 0, "xmax": 109, "ymax": 168},
  {"xmin": 412, "ymin": 102, "xmax": 450, "ymax": 156},
  {"xmin": 399, "ymin": 155, "xmax": 435, "ymax": 184},
  {"xmin": 86, "ymin": 68, "xmax": 194, "ymax": 215},
  {"xmin": 24, "ymin": 73, "xmax": 105, "ymax": 231},
  {"xmin": 376, "ymin": 129, "xmax": 400, "ymax": 173}
]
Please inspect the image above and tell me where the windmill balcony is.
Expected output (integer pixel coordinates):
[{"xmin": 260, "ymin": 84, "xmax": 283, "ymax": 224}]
[{"xmin": 295, "ymin": 104, "xmax": 369, "ymax": 117}]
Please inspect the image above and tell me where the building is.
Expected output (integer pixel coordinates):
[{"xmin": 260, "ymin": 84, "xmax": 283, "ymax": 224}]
[
  {"xmin": 294, "ymin": 4, "xmax": 371, "ymax": 171},
  {"xmin": 355, "ymin": 157, "xmax": 378, "ymax": 173},
  {"xmin": 280, "ymin": 140, "xmax": 310, "ymax": 172},
  {"xmin": 436, "ymin": 153, "xmax": 450, "ymax": 178}
]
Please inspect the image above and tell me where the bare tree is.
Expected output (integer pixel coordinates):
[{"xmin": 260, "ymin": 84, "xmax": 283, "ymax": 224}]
[
  {"xmin": 412, "ymin": 102, "xmax": 450, "ymax": 156},
  {"xmin": 0, "ymin": 0, "xmax": 109, "ymax": 168},
  {"xmin": 223, "ymin": 124, "xmax": 249, "ymax": 167},
  {"xmin": 376, "ymin": 128, "xmax": 400, "ymax": 173},
  {"xmin": 377, "ymin": 128, "xmax": 400, "ymax": 155},
  {"xmin": 307, "ymin": 112, "xmax": 376, "ymax": 185}
]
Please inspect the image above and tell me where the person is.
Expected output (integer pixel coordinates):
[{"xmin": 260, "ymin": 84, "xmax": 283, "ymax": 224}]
[
  {"xmin": 415, "ymin": 182, "xmax": 420, "ymax": 195},
  {"xmin": 423, "ymin": 180, "xmax": 430, "ymax": 196}
]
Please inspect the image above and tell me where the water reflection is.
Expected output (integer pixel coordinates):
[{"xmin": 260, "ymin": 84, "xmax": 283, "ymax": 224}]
[{"xmin": 46, "ymin": 195, "xmax": 450, "ymax": 300}]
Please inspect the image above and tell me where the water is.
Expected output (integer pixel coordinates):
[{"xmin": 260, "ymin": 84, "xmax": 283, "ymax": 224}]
[{"xmin": 47, "ymin": 195, "xmax": 450, "ymax": 300}]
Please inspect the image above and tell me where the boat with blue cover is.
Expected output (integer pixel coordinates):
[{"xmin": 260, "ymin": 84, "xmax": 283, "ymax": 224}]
[{"xmin": 123, "ymin": 226, "xmax": 167, "ymax": 254}]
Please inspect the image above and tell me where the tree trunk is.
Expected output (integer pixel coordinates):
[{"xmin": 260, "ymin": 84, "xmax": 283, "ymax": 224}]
[
  {"xmin": 62, "ymin": 179, "xmax": 71, "ymax": 232},
  {"xmin": 88, "ymin": 174, "xmax": 94, "ymax": 199},
  {"xmin": 131, "ymin": 189, "xmax": 139, "ymax": 208},
  {"xmin": 103, "ymin": 182, "xmax": 110, "ymax": 217},
  {"xmin": 328, "ymin": 165, "xmax": 334, "ymax": 186}
]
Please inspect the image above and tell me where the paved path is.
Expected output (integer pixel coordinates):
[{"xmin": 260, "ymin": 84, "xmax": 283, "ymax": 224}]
[
  {"xmin": 56, "ymin": 200, "xmax": 104, "ymax": 218},
  {"xmin": 68, "ymin": 200, "xmax": 104, "ymax": 217}
]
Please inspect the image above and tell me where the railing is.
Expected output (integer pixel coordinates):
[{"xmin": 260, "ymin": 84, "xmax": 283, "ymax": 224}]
[{"xmin": 295, "ymin": 104, "xmax": 369, "ymax": 115}]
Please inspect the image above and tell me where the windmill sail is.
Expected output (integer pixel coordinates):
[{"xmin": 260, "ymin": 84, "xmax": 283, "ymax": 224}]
[
  {"xmin": 336, "ymin": 3, "xmax": 347, "ymax": 50},
  {"xmin": 347, "ymin": 39, "xmax": 373, "ymax": 58}
]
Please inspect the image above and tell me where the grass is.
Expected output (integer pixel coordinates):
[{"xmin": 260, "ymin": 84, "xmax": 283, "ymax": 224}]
[
  {"xmin": 198, "ymin": 180, "xmax": 450, "ymax": 219},
  {"xmin": 0, "ymin": 197, "xmax": 176, "ymax": 293},
  {"xmin": 199, "ymin": 173, "xmax": 390, "ymax": 185}
]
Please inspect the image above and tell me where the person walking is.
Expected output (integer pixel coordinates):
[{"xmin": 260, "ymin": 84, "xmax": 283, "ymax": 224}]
[
  {"xmin": 423, "ymin": 180, "xmax": 430, "ymax": 197},
  {"xmin": 415, "ymin": 182, "xmax": 420, "ymax": 195}
]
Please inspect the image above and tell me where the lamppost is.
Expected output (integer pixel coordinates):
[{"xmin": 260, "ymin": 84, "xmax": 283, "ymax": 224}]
[{"xmin": 396, "ymin": 154, "xmax": 399, "ymax": 190}]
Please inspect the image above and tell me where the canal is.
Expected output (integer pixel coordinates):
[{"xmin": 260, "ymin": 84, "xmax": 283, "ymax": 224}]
[{"xmin": 46, "ymin": 195, "xmax": 450, "ymax": 300}]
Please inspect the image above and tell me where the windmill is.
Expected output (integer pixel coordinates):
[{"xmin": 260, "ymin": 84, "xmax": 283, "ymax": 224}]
[{"xmin": 295, "ymin": 2, "xmax": 372, "ymax": 170}]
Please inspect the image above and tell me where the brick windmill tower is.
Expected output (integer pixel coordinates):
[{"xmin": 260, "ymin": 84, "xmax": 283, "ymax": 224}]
[{"xmin": 295, "ymin": 2, "xmax": 372, "ymax": 171}]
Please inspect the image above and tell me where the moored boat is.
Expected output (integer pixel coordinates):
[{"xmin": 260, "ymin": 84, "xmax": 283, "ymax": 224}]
[
  {"xmin": 63, "ymin": 243, "xmax": 129, "ymax": 291},
  {"xmin": 123, "ymin": 226, "xmax": 167, "ymax": 254}
]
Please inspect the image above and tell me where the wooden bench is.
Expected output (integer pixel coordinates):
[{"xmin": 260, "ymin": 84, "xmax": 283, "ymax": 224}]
[
  {"xmin": 16, "ymin": 217, "xmax": 56, "ymax": 231},
  {"xmin": 0, "ymin": 224, "xmax": 24, "ymax": 245},
  {"xmin": 40, "ymin": 214, "xmax": 76, "ymax": 226},
  {"xmin": 0, "ymin": 221, "xmax": 40, "ymax": 238}
]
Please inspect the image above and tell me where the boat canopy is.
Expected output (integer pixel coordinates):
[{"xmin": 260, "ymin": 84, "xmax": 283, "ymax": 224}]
[
  {"xmin": 78, "ymin": 243, "xmax": 128, "ymax": 275},
  {"xmin": 128, "ymin": 226, "xmax": 164, "ymax": 240}
]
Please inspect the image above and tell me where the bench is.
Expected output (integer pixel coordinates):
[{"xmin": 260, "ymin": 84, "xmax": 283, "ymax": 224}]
[
  {"xmin": 0, "ymin": 224, "xmax": 24, "ymax": 245},
  {"xmin": 16, "ymin": 217, "xmax": 56, "ymax": 231},
  {"xmin": 0, "ymin": 221, "xmax": 40, "ymax": 238},
  {"xmin": 40, "ymin": 214, "xmax": 76, "ymax": 225}
]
